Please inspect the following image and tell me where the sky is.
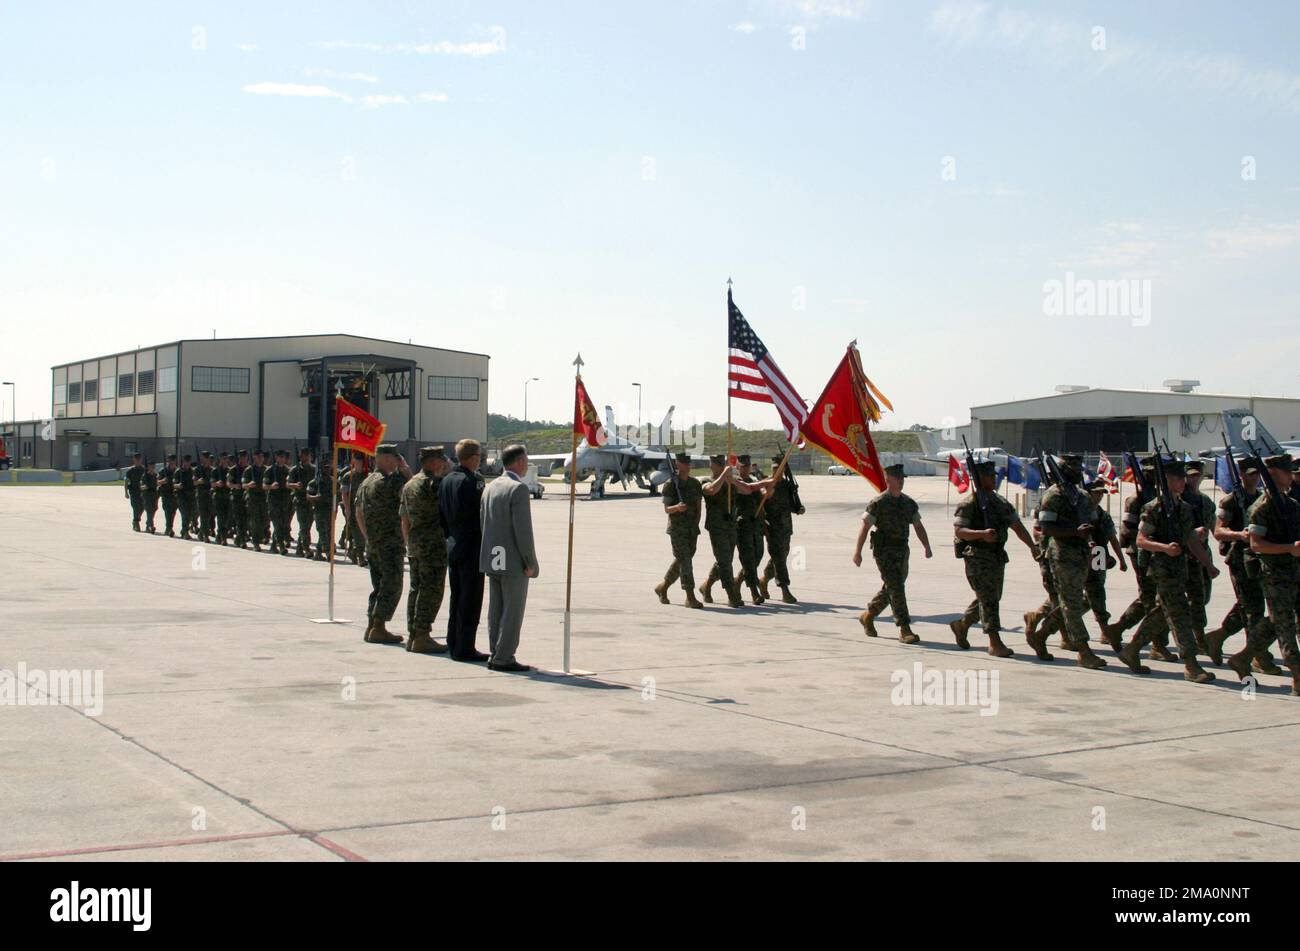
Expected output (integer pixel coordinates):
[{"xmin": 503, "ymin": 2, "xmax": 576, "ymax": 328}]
[{"xmin": 2, "ymin": 0, "xmax": 1298, "ymax": 433}]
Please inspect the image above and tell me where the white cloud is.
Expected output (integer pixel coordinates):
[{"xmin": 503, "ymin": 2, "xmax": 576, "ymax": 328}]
[
  {"xmin": 305, "ymin": 67, "xmax": 380, "ymax": 84},
  {"xmin": 242, "ymin": 82, "xmax": 352, "ymax": 102},
  {"xmin": 361, "ymin": 94, "xmax": 408, "ymax": 108},
  {"xmin": 237, "ymin": 43, "xmax": 259, "ymax": 53},
  {"xmin": 414, "ymin": 91, "xmax": 450, "ymax": 103},
  {"xmin": 1206, "ymin": 219, "xmax": 1300, "ymax": 258},
  {"xmin": 733, "ymin": 21, "xmax": 757, "ymax": 34},
  {"xmin": 315, "ymin": 28, "xmax": 505, "ymax": 57},
  {"xmin": 781, "ymin": 0, "xmax": 869, "ymax": 18}
]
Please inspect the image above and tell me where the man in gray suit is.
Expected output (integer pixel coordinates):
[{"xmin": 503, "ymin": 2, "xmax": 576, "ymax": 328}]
[{"xmin": 479, "ymin": 444, "xmax": 538, "ymax": 673}]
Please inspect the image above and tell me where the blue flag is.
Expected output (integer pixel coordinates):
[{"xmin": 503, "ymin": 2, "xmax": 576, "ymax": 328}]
[
  {"xmin": 1007, "ymin": 455, "xmax": 1027, "ymax": 486},
  {"xmin": 1215, "ymin": 455, "xmax": 1234, "ymax": 494}
]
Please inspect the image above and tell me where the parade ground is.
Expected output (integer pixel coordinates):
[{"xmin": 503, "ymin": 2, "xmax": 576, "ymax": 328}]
[{"xmin": 3, "ymin": 475, "xmax": 1298, "ymax": 862}]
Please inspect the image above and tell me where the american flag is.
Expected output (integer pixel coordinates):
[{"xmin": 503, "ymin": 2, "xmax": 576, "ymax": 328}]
[{"xmin": 727, "ymin": 290, "xmax": 807, "ymax": 442}]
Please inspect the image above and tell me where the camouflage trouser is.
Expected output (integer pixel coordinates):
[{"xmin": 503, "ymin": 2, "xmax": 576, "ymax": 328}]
[
  {"xmin": 406, "ymin": 549, "xmax": 447, "ymax": 635},
  {"xmin": 161, "ymin": 494, "xmax": 178, "ymax": 533},
  {"xmin": 1047, "ymin": 545, "xmax": 1091, "ymax": 646},
  {"xmin": 959, "ymin": 552, "xmax": 1005, "ymax": 633},
  {"xmin": 1085, "ymin": 568, "xmax": 1110, "ymax": 625},
  {"xmin": 764, "ymin": 527, "xmax": 793, "ymax": 587},
  {"xmin": 313, "ymin": 505, "xmax": 332, "ymax": 557},
  {"xmin": 867, "ymin": 543, "xmax": 910, "ymax": 626},
  {"xmin": 367, "ymin": 541, "xmax": 406, "ymax": 622},
  {"xmin": 197, "ymin": 495, "xmax": 214, "ymax": 538},
  {"xmin": 663, "ymin": 530, "xmax": 699, "ymax": 592},
  {"xmin": 346, "ymin": 511, "xmax": 364, "ymax": 561},
  {"xmin": 704, "ymin": 526, "xmax": 739, "ymax": 594},
  {"xmin": 295, "ymin": 502, "xmax": 313, "ymax": 553},
  {"xmin": 1035, "ymin": 551, "xmax": 1062, "ymax": 637},
  {"xmin": 1220, "ymin": 562, "xmax": 1276, "ymax": 654},
  {"xmin": 214, "ymin": 493, "xmax": 231, "ymax": 540},
  {"xmin": 1131, "ymin": 565, "xmax": 1199, "ymax": 659},
  {"xmin": 128, "ymin": 491, "xmax": 143, "ymax": 527},
  {"xmin": 247, "ymin": 496, "xmax": 269, "ymax": 545},
  {"xmin": 231, "ymin": 494, "xmax": 248, "ymax": 545},
  {"xmin": 1113, "ymin": 554, "xmax": 1157, "ymax": 635},
  {"xmin": 178, "ymin": 495, "xmax": 195, "ymax": 535},
  {"xmin": 1260, "ymin": 563, "xmax": 1300, "ymax": 668},
  {"xmin": 269, "ymin": 496, "xmax": 292, "ymax": 549},
  {"xmin": 1185, "ymin": 560, "xmax": 1211, "ymax": 637},
  {"xmin": 142, "ymin": 492, "xmax": 158, "ymax": 530},
  {"xmin": 736, "ymin": 521, "xmax": 765, "ymax": 589}
]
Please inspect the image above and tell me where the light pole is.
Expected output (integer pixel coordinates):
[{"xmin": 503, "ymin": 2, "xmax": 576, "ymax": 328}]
[
  {"xmin": 632, "ymin": 382, "xmax": 642, "ymax": 439},
  {"xmin": 2, "ymin": 382, "xmax": 13, "ymax": 468},
  {"xmin": 523, "ymin": 377, "xmax": 539, "ymax": 431}
]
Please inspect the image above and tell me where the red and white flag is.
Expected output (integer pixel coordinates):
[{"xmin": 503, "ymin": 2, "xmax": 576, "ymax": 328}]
[
  {"xmin": 1097, "ymin": 450, "xmax": 1120, "ymax": 492},
  {"xmin": 727, "ymin": 289, "xmax": 808, "ymax": 442},
  {"xmin": 948, "ymin": 456, "xmax": 970, "ymax": 493}
]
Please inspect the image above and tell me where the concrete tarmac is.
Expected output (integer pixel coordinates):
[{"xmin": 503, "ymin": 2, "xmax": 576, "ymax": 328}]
[{"xmin": 2, "ymin": 476, "xmax": 1297, "ymax": 861}]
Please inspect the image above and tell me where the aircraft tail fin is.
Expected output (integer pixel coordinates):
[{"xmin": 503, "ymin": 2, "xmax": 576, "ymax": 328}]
[
  {"xmin": 915, "ymin": 430, "xmax": 943, "ymax": 457},
  {"xmin": 1222, "ymin": 408, "xmax": 1284, "ymax": 454},
  {"xmin": 654, "ymin": 405, "xmax": 675, "ymax": 446}
]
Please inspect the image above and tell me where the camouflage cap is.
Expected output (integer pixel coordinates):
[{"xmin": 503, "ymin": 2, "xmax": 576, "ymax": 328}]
[
  {"xmin": 709, "ymin": 454, "xmax": 726, "ymax": 466},
  {"xmin": 971, "ymin": 460, "xmax": 996, "ymax": 477},
  {"xmin": 885, "ymin": 463, "xmax": 906, "ymax": 478},
  {"xmin": 1163, "ymin": 459, "xmax": 1187, "ymax": 477},
  {"xmin": 418, "ymin": 446, "xmax": 443, "ymax": 462},
  {"xmin": 674, "ymin": 451, "xmax": 691, "ymax": 465},
  {"xmin": 1140, "ymin": 454, "xmax": 1158, "ymax": 471},
  {"xmin": 376, "ymin": 444, "xmax": 399, "ymax": 457},
  {"xmin": 1084, "ymin": 478, "xmax": 1108, "ymax": 492},
  {"xmin": 736, "ymin": 454, "xmax": 752, "ymax": 465},
  {"xmin": 1059, "ymin": 452, "xmax": 1084, "ymax": 466},
  {"xmin": 1263, "ymin": 453, "xmax": 1296, "ymax": 471},
  {"xmin": 1184, "ymin": 459, "xmax": 1205, "ymax": 475},
  {"xmin": 1237, "ymin": 456, "xmax": 1261, "ymax": 474}
]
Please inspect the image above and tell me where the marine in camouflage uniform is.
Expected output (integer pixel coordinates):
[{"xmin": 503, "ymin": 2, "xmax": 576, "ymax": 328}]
[
  {"xmin": 264, "ymin": 449, "xmax": 293, "ymax": 556},
  {"xmin": 306, "ymin": 461, "xmax": 335, "ymax": 561},
  {"xmin": 1205, "ymin": 457, "xmax": 1280, "ymax": 674},
  {"xmin": 950, "ymin": 460, "xmax": 1037, "ymax": 657},
  {"xmin": 759, "ymin": 453, "xmax": 805, "ymax": 604},
  {"xmin": 212, "ymin": 453, "xmax": 233, "ymax": 545},
  {"xmin": 1078, "ymin": 479, "xmax": 1127, "ymax": 652},
  {"xmin": 243, "ymin": 450, "xmax": 270, "ymax": 551},
  {"xmin": 357, "ymin": 444, "xmax": 411, "ymax": 645},
  {"xmin": 229, "ymin": 450, "xmax": 250, "ymax": 548},
  {"xmin": 158, "ymin": 457, "xmax": 180, "ymax": 535},
  {"xmin": 733, "ymin": 455, "xmax": 767, "ymax": 604},
  {"xmin": 855, "ymin": 464, "xmax": 931, "ymax": 644},
  {"xmin": 654, "ymin": 452, "xmax": 704, "ymax": 609},
  {"xmin": 698, "ymin": 455, "xmax": 749, "ymax": 609},
  {"xmin": 1032, "ymin": 453, "xmax": 1106, "ymax": 669},
  {"xmin": 124, "ymin": 453, "xmax": 146, "ymax": 531},
  {"xmin": 343, "ymin": 451, "xmax": 369, "ymax": 567},
  {"xmin": 1180, "ymin": 461, "xmax": 1217, "ymax": 653},
  {"xmin": 1110, "ymin": 458, "xmax": 1159, "ymax": 643},
  {"xmin": 1236, "ymin": 454, "xmax": 1300, "ymax": 694},
  {"xmin": 176, "ymin": 456, "xmax": 197, "ymax": 540},
  {"xmin": 1122, "ymin": 459, "xmax": 1218, "ymax": 683},
  {"xmin": 141, "ymin": 462, "xmax": 159, "ymax": 533},
  {"xmin": 194, "ymin": 451, "xmax": 215, "ymax": 542},
  {"xmin": 288, "ymin": 448, "xmax": 316, "ymax": 557},
  {"xmin": 400, "ymin": 446, "xmax": 451, "ymax": 653}
]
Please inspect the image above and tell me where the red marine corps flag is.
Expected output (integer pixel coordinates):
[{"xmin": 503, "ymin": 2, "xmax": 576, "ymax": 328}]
[
  {"xmin": 799, "ymin": 342, "xmax": 891, "ymax": 491},
  {"xmin": 334, "ymin": 398, "xmax": 386, "ymax": 456},
  {"xmin": 573, "ymin": 375, "xmax": 608, "ymax": 447}
]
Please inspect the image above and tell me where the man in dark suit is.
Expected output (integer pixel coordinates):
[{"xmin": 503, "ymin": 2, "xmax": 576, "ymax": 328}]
[{"xmin": 439, "ymin": 438, "xmax": 489, "ymax": 662}]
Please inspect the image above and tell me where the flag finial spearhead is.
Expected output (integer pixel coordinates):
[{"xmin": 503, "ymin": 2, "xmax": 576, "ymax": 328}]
[{"xmin": 573, "ymin": 353, "xmax": 584, "ymax": 369}]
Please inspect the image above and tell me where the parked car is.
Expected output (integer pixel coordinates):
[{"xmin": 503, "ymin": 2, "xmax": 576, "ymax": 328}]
[{"xmin": 827, "ymin": 464, "xmax": 851, "ymax": 475}]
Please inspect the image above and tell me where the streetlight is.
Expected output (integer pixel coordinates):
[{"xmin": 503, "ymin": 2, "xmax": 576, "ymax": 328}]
[
  {"xmin": 2, "ymin": 382, "xmax": 13, "ymax": 468},
  {"xmin": 632, "ymin": 382, "xmax": 642, "ymax": 439},
  {"xmin": 523, "ymin": 377, "xmax": 539, "ymax": 431}
]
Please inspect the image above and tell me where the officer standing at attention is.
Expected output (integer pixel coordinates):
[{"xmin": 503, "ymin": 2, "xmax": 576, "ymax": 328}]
[
  {"xmin": 264, "ymin": 449, "xmax": 293, "ymax": 556},
  {"xmin": 141, "ymin": 458, "xmax": 159, "ymax": 534},
  {"xmin": 244, "ymin": 449, "xmax": 270, "ymax": 552},
  {"xmin": 698, "ymin": 455, "xmax": 749, "ymax": 608},
  {"xmin": 343, "ymin": 450, "xmax": 369, "ymax": 567},
  {"xmin": 176, "ymin": 455, "xmax": 197, "ymax": 540},
  {"xmin": 195, "ymin": 451, "xmax": 215, "ymax": 542},
  {"xmin": 306, "ymin": 457, "xmax": 335, "ymax": 561},
  {"xmin": 124, "ymin": 452, "xmax": 146, "ymax": 531},
  {"xmin": 655, "ymin": 452, "xmax": 705, "ymax": 609},
  {"xmin": 950, "ymin": 459, "xmax": 1037, "ymax": 657},
  {"xmin": 356, "ymin": 444, "xmax": 411, "ymax": 645},
  {"xmin": 854, "ymin": 463, "xmax": 932, "ymax": 643},
  {"xmin": 230, "ymin": 449, "xmax": 250, "ymax": 549},
  {"xmin": 1033, "ymin": 453, "xmax": 1107, "ymax": 669},
  {"xmin": 759, "ymin": 454, "xmax": 805, "ymax": 604},
  {"xmin": 400, "ymin": 446, "xmax": 450, "ymax": 654},
  {"xmin": 212, "ymin": 451, "xmax": 233, "ymax": 545},
  {"xmin": 287, "ymin": 447, "xmax": 316, "ymax": 557}
]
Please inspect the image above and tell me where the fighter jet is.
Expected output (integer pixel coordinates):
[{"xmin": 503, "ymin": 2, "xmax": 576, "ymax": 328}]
[{"xmin": 530, "ymin": 405, "xmax": 709, "ymax": 499}]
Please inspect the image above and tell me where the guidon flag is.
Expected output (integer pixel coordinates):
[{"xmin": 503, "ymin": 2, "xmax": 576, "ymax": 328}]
[
  {"xmin": 333, "ymin": 398, "xmax": 386, "ymax": 455},
  {"xmin": 799, "ymin": 342, "xmax": 891, "ymax": 491}
]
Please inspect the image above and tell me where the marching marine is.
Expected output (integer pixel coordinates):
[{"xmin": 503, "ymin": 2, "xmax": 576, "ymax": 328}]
[
  {"xmin": 759, "ymin": 454, "xmax": 805, "ymax": 604},
  {"xmin": 733, "ymin": 454, "xmax": 768, "ymax": 604},
  {"xmin": 854, "ymin": 463, "xmax": 932, "ymax": 644},
  {"xmin": 655, "ymin": 452, "xmax": 704, "ymax": 609},
  {"xmin": 124, "ymin": 452, "xmax": 146, "ymax": 531},
  {"xmin": 1238, "ymin": 454, "xmax": 1300, "ymax": 694},
  {"xmin": 698, "ymin": 455, "xmax": 749, "ymax": 609}
]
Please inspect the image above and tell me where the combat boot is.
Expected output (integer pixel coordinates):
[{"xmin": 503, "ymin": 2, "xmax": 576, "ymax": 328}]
[
  {"xmin": 1100, "ymin": 621, "xmax": 1123, "ymax": 654},
  {"xmin": 749, "ymin": 582, "xmax": 764, "ymax": 606},
  {"xmin": 1076, "ymin": 644, "xmax": 1107, "ymax": 670},
  {"xmin": 779, "ymin": 585, "xmax": 797, "ymax": 604},
  {"xmin": 654, "ymin": 581, "xmax": 670, "ymax": 605},
  {"xmin": 1288, "ymin": 664, "xmax": 1300, "ymax": 697},
  {"xmin": 1203, "ymin": 627, "xmax": 1227, "ymax": 665},
  {"xmin": 1183, "ymin": 658, "xmax": 1215, "ymax": 684},
  {"xmin": 1148, "ymin": 644, "xmax": 1178, "ymax": 663},
  {"xmin": 365, "ymin": 621, "xmax": 403, "ymax": 645},
  {"xmin": 1194, "ymin": 629, "xmax": 1209, "ymax": 656},
  {"xmin": 132, "ymin": 523, "xmax": 141, "ymax": 532},
  {"xmin": 986, "ymin": 631, "xmax": 1014, "ymax": 659},
  {"xmin": 1254, "ymin": 654, "xmax": 1283, "ymax": 676},
  {"xmin": 898, "ymin": 624, "xmax": 919, "ymax": 645},
  {"xmin": 725, "ymin": 582, "xmax": 744, "ymax": 608},
  {"xmin": 949, "ymin": 617, "xmax": 971, "ymax": 650},
  {"xmin": 759, "ymin": 563, "xmax": 775, "ymax": 601},
  {"xmin": 699, "ymin": 577, "xmax": 715, "ymax": 604},
  {"xmin": 859, "ymin": 608, "xmax": 878, "ymax": 638},
  {"xmin": 406, "ymin": 634, "xmax": 447, "ymax": 654},
  {"xmin": 1226, "ymin": 647, "xmax": 1255, "ymax": 681},
  {"xmin": 1118, "ymin": 641, "xmax": 1151, "ymax": 675},
  {"xmin": 1024, "ymin": 612, "xmax": 1053, "ymax": 661},
  {"xmin": 684, "ymin": 590, "xmax": 704, "ymax": 610}
]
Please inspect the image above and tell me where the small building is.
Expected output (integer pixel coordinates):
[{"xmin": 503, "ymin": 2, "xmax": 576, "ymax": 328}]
[
  {"xmin": 969, "ymin": 381, "xmax": 1300, "ymax": 456},
  {"xmin": 40, "ymin": 334, "xmax": 489, "ymax": 470}
]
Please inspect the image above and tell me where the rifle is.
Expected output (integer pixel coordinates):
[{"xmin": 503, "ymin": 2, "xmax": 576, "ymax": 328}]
[
  {"xmin": 1248, "ymin": 441, "xmax": 1298, "ymax": 544},
  {"xmin": 1220, "ymin": 434, "xmax": 1249, "ymax": 558},
  {"xmin": 957, "ymin": 436, "xmax": 993, "ymax": 559},
  {"xmin": 781, "ymin": 445, "xmax": 803, "ymax": 514},
  {"xmin": 1041, "ymin": 449, "xmax": 1093, "ymax": 540},
  {"xmin": 664, "ymin": 454, "xmax": 685, "ymax": 516},
  {"xmin": 1148, "ymin": 428, "xmax": 1177, "ymax": 545}
]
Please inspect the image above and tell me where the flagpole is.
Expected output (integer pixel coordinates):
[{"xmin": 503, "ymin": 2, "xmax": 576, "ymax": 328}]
[
  {"xmin": 756, "ymin": 437, "xmax": 799, "ymax": 517},
  {"xmin": 312, "ymin": 379, "xmax": 349, "ymax": 624},
  {"xmin": 726, "ymin": 279, "xmax": 733, "ymax": 513},
  {"xmin": 555, "ymin": 353, "xmax": 593, "ymax": 677}
]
